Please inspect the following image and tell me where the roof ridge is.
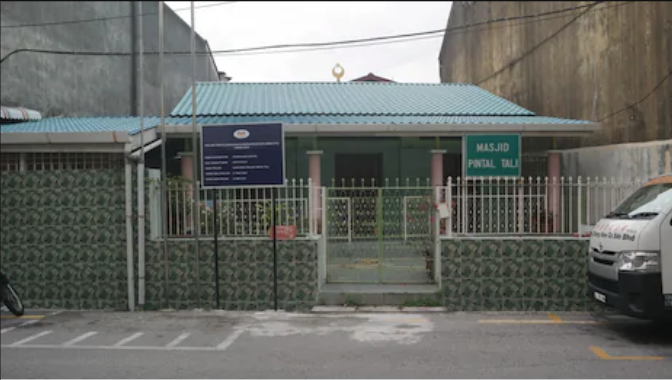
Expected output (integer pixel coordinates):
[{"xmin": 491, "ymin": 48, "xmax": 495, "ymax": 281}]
[
  {"xmin": 173, "ymin": 112, "xmax": 537, "ymax": 117},
  {"xmin": 23, "ymin": 116, "xmax": 163, "ymax": 124},
  {"xmin": 195, "ymin": 81, "xmax": 475, "ymax": 86}
]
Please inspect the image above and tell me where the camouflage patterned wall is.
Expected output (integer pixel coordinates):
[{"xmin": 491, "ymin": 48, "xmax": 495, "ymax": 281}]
[
  {"xmin": 442, "ymin": 238, "xmax": 593, "ymax": 311},
  {"xmin": 0, "ymin": 170, "xmax": 129, "ymax": 309},
  {"xmin": 0, "ymin": 169, "xmax": 320, "ymax": 311},
  {"xmin": 1, "ymin": 170, "xmax": 591, "ymax": 312},
  {"xmin": 141, "ymin": 239, "xmax": 319, "ymax": 311},
  {"xmin": 132, "ymin": 169, "xmax": 321, "ymax": 311}
]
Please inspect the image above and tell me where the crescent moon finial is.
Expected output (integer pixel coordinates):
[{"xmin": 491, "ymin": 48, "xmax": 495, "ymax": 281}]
[{"xmin": 332, "ymin": 63, "xmax": 345, "ymax": 83}]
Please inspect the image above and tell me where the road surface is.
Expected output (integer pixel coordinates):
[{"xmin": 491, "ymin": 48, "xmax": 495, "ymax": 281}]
[{"xmin": 1, "ymin": 309, "xmax": 671, "ymax": 378}]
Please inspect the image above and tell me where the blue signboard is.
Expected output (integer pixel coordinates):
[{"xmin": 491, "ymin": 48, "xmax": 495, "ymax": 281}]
[{"xmin": 200, "ymin": 123, "xmax": 285, "ymax": 188}]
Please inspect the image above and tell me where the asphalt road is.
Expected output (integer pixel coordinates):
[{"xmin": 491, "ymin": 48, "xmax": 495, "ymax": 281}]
[{"xmin": 1, "ymin": 309, "xmax": 671, "ymax": 378}]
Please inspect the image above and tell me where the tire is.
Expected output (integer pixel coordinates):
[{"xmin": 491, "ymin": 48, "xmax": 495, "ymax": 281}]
[{"xmin": 2, "ymin": 283, "xmax": 25, "ymax": 317}]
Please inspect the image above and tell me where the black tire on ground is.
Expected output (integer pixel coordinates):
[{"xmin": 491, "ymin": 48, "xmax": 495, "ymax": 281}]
[{"xmin": 2, "ymin": 283, "xmax": 25, "ymax": 317}]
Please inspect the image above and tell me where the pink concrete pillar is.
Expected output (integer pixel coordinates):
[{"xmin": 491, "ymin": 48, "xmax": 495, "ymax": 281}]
[
  {"xmin": 431, "ymin": 149, "xmax": 446, "ymax": 187},
  {"xmin": 179, "ymin": 152, "xmax": 195, "ymax": 232},
  {"xmin": 307, "ymin": 150, "xmax": 323, "ymax": 235},
  {"xmin": 180, "ymin": 152, "xmax": 194, "ymax": 182},
  {"xmin": 547, "ymin": 151, "xmax": 561, "ymax": 233}
]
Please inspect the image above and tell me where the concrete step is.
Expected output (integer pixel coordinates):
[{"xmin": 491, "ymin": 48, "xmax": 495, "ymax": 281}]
[{"xmin": 318, "ymin": 283, "xmax": 442, "ymax": 307}]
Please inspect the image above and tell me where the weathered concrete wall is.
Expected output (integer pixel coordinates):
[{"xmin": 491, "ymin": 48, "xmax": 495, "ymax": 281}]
[
  {"xmin": 439, "ymin": 1, "xmax": 672, "ymax": 149},
  {"xmin": 0, "ymin": 1, "xmax": 219, "ymax": 117},
  {"xmin": 561, "ymin": 139, "xmax": 672, "ymax": 180}
]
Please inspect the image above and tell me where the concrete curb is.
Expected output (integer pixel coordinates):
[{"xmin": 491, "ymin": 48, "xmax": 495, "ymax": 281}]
[
  {"xmin": 311, "ymin": 306, "xmax": 358, "ymax": 314},
  {"xmin": 311, "ymin": 306, "xmax": 446, "ymax": 314}
]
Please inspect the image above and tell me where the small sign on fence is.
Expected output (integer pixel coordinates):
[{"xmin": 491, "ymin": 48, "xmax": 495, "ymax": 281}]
[
  {"xmin": 437, "ymin": 203, "xmax": 451, "ymax": 219},
  {"xmin": 268, "ymin": 225, "xmax": 298, "ymax": 240},
  {"xmin": 464, "ymin": 134, "xmax": 521, "ymax": 178}
]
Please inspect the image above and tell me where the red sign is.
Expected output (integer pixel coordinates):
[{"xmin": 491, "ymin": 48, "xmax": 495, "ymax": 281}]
[{"xmin": 268, "ymin": 225, "xmax": 298, "ymax": 240}]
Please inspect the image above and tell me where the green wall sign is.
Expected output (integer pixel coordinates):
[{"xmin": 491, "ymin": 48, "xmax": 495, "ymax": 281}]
[{"xmin": 464, "ymin": 134, "xmax": 521, "ymax": 177}]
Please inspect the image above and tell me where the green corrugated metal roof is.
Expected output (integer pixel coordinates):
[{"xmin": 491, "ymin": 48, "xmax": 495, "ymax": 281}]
[
  {"xmin": 170, "ymin": 82, "xmax": 536, "ymax": 117},
  {"xmin": 0, "ymin": 82, "xmax": 595, "ymax": 136},
  {"xmin": 0, "ymin": 114, "xmax": 593, "ymax": 136},
  {"xmin": 0, "ymin": 117, "xmax": 161, "ymax": 135}
]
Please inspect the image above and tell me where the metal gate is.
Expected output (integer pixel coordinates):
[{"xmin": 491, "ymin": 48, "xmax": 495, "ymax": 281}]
[{"xmin": 325, "ymin": 184, "xmax": 436, "ymax": 284}]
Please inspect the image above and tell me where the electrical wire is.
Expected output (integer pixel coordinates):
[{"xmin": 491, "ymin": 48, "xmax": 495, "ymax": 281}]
[
  {"xmin": 476, "ymin": 2, "xmax": 602, "ymax": 86},
  {"xmin": 597, "ymin": 70, "xmax": 672, "ymax": 122},
  {"xmin": 0, "ymin": 2, "xmax": 238, "ymax": 29},
  {"xmin": 443, "ymin": 1, "xmax": 631, "ymax": 40},
  {"xmin": 219, "ymin": 34, "xmax": 444, "ymax": 57},
  {"xmin": 445, "ymin": 0, "xmax": 664, "ymax": 125},
  {"xmin": 217, "ymin": 1, "xmax": 633, "ymax": 59},
  {"xmin": 0, "ymin": 1, "xmax": 606, "ymax": 64}
]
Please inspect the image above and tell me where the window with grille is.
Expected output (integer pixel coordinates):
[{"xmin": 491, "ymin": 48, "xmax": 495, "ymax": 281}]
[
  {"xmin": 0, "ymin": 153, "xmax": 21, "ymax": 172},
  {"xmin": 23, "ymin": 153, "xmax": 125, "ymax": 171}
]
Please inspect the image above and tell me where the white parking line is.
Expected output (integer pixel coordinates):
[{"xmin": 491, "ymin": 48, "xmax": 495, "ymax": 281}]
[
  {"xmin": 62, "ymin": 331, "xmax": 98, "ymax": 347},
  {"xmin": 9, "ymin": 331, "xmax": 53, "ymax": 346},
  {"xmin": 1, "ymin": 310, "xmax": 62, "ymax": 335},
  {"xmin": 1, "ymin": 344, "xmax": 226, "ymax": 352},
  {"xmin": 112, "ymin": 332, "xmax": 144, "ymax": 347},
  {"xmin": 216, "ymin": 329, "xmax": 245, "ymax": 351},
  {"xmin": 1, "ymin": 319, "xmax": 40, "ymax": 334},
  {"xmin": 165, "ymin": 333, "xmax": 191, "ymax": 348}
]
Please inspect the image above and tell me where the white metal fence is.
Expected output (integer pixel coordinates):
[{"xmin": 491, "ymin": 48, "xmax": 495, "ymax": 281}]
[
  {"xmin": 152, "ymin": 179, "xmax": 324, "ymax": 239},
  {"xmin": 437, "ymin": 176, "xmax": 644, "ymax": 236},
  {"xmin": 152, "ymin": 176, "xmax": 644, "ymax": 239}
]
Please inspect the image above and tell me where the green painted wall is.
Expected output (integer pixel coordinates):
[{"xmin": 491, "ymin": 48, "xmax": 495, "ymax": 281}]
[
  {"xmin": 170, "ymin": 136, "xmax": 548, "ymax": 184},
  {"xmin": 285, "ymin": 137, "xmax": 463, "ymax": 184}
]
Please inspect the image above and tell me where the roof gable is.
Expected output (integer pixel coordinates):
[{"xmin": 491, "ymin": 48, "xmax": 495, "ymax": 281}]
[{"xmin": 351, "ymin": 73, "xmax": 395, "ymax": 82}]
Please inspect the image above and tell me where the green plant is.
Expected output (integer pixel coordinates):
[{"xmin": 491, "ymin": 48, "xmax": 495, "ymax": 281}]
[
  {"xmin": 399, "ymin": 297, "xmax": 442, "ymax": 308},
  {"xmin": 258, "ymin": 201, "xmax": 310, "ymax": 230},
  {"xmin": 344, "ymin": 294, "xmax": 363, "ymax": 307},
  {"xmin": 146, "ymin": 176, "xmax": 311, "ymax": 237}
]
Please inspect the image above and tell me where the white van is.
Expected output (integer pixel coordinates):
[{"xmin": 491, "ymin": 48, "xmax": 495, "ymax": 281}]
[{"xmin": 588, "ymin": 174, "xmax": 672, "ymax": 321}]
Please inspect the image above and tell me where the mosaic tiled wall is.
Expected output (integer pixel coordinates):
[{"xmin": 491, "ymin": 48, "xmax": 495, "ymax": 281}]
[
  {"xmin": 131, "ymin": 168, "xmax": 320, "ymax": 311},
  {"xmin": 1, "ymin": 169, "xmax": 319, "ymax": 311},
  {"xmin": 442, "ymin": 238, "xmax": 592, "ymax": 311},
  {"xmin": 0, "ymin": 170, "xmax": 129, "ymax": 309},
  {"xmin": 141, "ymin": 239, "xmax": 319, "ymax": 311}
]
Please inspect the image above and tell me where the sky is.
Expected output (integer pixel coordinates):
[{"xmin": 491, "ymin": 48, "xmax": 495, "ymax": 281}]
[{"xmin": 165, "ymin": 1, "xmax": 452, "ymax": 83}]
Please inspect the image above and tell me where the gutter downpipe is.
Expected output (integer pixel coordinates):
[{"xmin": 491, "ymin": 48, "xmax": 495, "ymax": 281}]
[
  {"xmin": 125, "ymin": 143, "xmax": 136, "ymax": 312},
  {"xmin": 159, "ymin": 1, "xmax": 169, "ymax": 309},
  {"xmin": 137, "ymin": 0, "xmax": 146, "ymax": 309}
]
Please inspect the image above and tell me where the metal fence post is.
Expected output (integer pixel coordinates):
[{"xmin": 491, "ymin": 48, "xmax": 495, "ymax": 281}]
[
  {"xmin": 577, "ymin": 176, "xmax": 583, "ymax": 235},
  {"xmin": 308, "ymin": 178, "xmax": 314, "ymax": 237},
  {"xmin": 517, "ymin": 178, "xmax": 524, "ymax": 234},
  {"xmin": 447, "ymin": 176, "xmax": 453, "ymax": 238},
  {"xmin": 586, "ymin": 177, "xmax": 591, "ymax": 226}
]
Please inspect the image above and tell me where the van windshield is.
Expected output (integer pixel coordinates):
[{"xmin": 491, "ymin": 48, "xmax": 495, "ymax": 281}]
[{"xmin": 607, "ymin": 183, "xmax": 672, "ymax": 219}]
